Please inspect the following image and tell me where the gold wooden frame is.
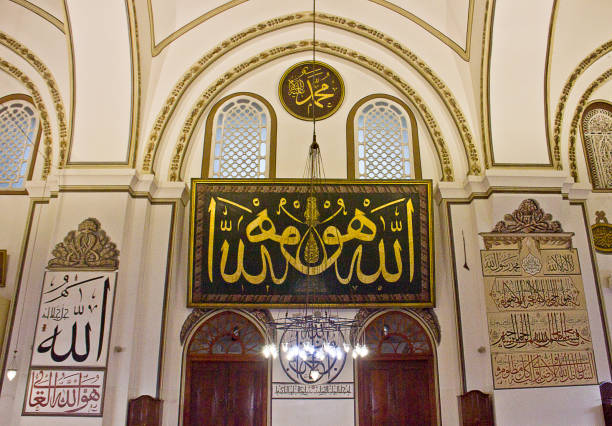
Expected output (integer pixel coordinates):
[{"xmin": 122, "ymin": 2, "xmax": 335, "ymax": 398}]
[
  {"xmin": 201, "ymin": 92, "xmax": 277, "ymax": 179},
  {"xmin": 188, "ymin": 178, "xmax": 435, "ymax": 308},
  {"xmin": 346, "ymin": 94, "xmax": 422, "ymax": 180}
]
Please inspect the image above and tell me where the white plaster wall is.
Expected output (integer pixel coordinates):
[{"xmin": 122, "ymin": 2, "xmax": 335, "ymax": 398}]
[
  {"xmin": 488, "ymin": 0, "xmax": 554, "ymax": 165},
  {"xmin": 66, "ymin": 0, "xmax": 132, "ymax": 163},
  {"xmin": 451, "ymin": 194, "xmax": 610, "ymax": 426}
]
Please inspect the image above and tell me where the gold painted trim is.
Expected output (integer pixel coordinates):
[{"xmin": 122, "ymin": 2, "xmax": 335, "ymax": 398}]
[
  {"xmin": 9, "ymin": 0, "xmax": 64, "ymax": 33},
  {"xmin": 278, "ymin": 60, "xmax": 345, "ymax": 122},
  {"xmin": 484, "ymin": 0, "xmax": 555, "ymax": 168},
  {"xmin": 479, "ymin": 0, "xmax": 494, "ymax": 168},
  {"xmin": 544, "ymin": 1, "xmax": 559, "ymax": 169},
  {"xmin": 354, "ymin": 309, "xmax": 442, "ymax": 425},
  {"xmin": 187, "ymin": 178, "xmax": 435, "ymax": 309},
  {"xmin": 125, "ymin": 0, "xmax": 141, "ymax": 168},
  {"xmin": 146, "ymin": 0, "xmax": 249, "ymax": 57},
  {"xmin": 568, "ymin": 68, "xmax": 612, "ymax": 182},
  {"xmin": 201, "ymin": 92, "xmax": 277, "ymax": 179},
  {"xmin": 0, "ymin": 60, "xmax": 52, "ymax": 178},
  {"xmin": 553, "ymin": 40, "xmax": 612, "ymax": 173},
  {"xmin": 62, "ymin": 0, "xmax": 75, "ymax": 168},
  {"xmin": 577, "ymin": 99, "xmax": 612, "ymax": 189},
  {"xmin": 0, "ymin": 31, "xmax": 69, "ymax": 168},
  {"xmin": 368, "ymin": 0, "xmax": 473, "ymax": 62},
  {"xmin": 141, "ymin": 12, "xmax": 480, "ymax": 178},
  {"xmin": 168, "ymin": 41, "xmax": 454, "ymax": 183},
  {"xmin": 346, "ymin": 94, "xmax": 422, "ymax": 179}
]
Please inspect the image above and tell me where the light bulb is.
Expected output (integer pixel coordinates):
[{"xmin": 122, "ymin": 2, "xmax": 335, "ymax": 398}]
[
  {"xmin": 286, "ymin": 346, "xmax": 298, "ymax": 361},
  {"xmin": 360, "ymin": 345, "xmax": 369, "ymax": 357},
  {"xmin": 271, "ymin": 345, "xmax": 278, "ymax": 359},
  {"xmin": 281, "ymin": 342, "xmax": 289, "ymax": 353},
  {"xmin": 262, "ymin": 345, "xmax": 271, "ymax": 358},
  {"xmin": 335, "ymin": 348, "xmax": 343, "ymax": 360},
  {"xmin": 315, "ymin": 350, "xmax": 325, "ymax": 360},
  {"xmin": 343, "ymin": 343, "xmax": 351, "ymax": 353},
  {"xmin": 299, "ymin": 350, "xmax": 308, "ymax": 360},
  {"xmin": 310, "ymin": 370, "xmax": 321, "ymax": 381},
  {"xmin": 304, "ymin": 342, "xmax": 314, "ymax": 354},
  {"xmin": 323, "ymin": 342, "xmax": 333, "ymax": 354},
  {"xmin": 6, "ymin": 369, "xmax": 16, "ymax": 381}
]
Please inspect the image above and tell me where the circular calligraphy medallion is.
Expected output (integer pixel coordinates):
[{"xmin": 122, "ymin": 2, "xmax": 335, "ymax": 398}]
[{"xmin": 278, "ymin": 61, "xmax": 345, "ymax": 121}]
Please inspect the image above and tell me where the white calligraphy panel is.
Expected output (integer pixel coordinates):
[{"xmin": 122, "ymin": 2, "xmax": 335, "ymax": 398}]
[
  {"xmin": 23, "ymin": 368, "xmax": 105, "ymax": 416},
  {"xmin": 32, "ymin": 271, "xmax": 116, "ymax": 367}
]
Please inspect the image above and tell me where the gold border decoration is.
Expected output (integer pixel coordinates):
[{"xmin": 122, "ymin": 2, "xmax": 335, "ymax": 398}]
[
  {"xmin": 202, "ymin": 92, "xmax": 277, "ymax": 179},
  {"xmin": 484, "ymin": 0, "xmax": 554, "ymax": 168},
  {"xmin": 346, "ymin": 94, "xmax": 422, "ymax": 180},
  {"xmin": 0, "ymin": 64, "xmax": 52, "ymax": 178},
  {"xmin": 553, "ymin": 40, "xmax": 612, "ymax": 174},
  {"xmin": 125, "ymin": 0, "xmax": 141, "ymax": 168},
  {"xmin": 0, "ymin": 31, "xmax": 69, "ymax": 167},
  {"xmin": 543, "ymin": 0, "xmax": 559, "ymax": 169},
  {"xmin": 147, "ymin": 0, "xmax": 248, "ymax": 57},
  {"xmin": 167, "ymin": 40, "xmax": 454, "ymax": 183},
  {"xmin": 578, "ymin": 100, "xmax": 612, "ymax": 190},
  {"xmin": 568, "ymin": 68, "xmax": 612, "ymax": 182},
  {"xmin": 0, "ymin": 250, "xmax": 6, "ymax": 287},
  {"xmin": 592, "ymin": 211, "xmax": 612, "ymax": 253},
  {"xmin": 368, "ymin": 0, "xmax": 474, "ymax": 61},
  {"xmin": 8, "ymin": 0, "xmax": 64, "ymax": 33},
  {"xmin": 188, "ymin": 178, "xmax": 435, "ymax": 308},
  {"xmin": 62, "ymin": 0, "xmax": 75, "ymax": 168},
  {"xmin": 0, "ymin": 94, "xmax": 43, "ymax": 194},
  {"xmin": 141, "ymin": 12, "xmax": 481, "ymax": 178},
  {"xmin": 278, "ymin": 60, "xmax": 345, "ymax": 121}
]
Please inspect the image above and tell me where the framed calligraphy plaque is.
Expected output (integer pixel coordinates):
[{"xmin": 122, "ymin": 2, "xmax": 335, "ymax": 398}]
[
  {"xmin": 279, "ymin": 61, "xmax": 344, "ymax": 121},
  {"xmin": 23, "ymin": 368, "xmax": 105, "ymax": 416},
  {"xmin": 189, "ymin": 179, "xmax": 433, "ymax": 307},
  {"xmin": 31, "ymin": 271, "xmax": 117, "ymax": 368}
]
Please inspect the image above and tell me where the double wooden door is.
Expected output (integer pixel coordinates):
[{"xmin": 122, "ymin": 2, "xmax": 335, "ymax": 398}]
[
  {"xmin": 358, "ymin": 358, "xmax": 436, "ymax": 426},
  {"xmin": 184, "ymin": 359, "xmax": 267, "ymax": 426}
]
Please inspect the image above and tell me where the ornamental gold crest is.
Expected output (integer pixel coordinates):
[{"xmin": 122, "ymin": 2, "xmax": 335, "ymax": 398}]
[{"xmin": 279, "ymin": 61, "xmax": 344, "ymax": 121}]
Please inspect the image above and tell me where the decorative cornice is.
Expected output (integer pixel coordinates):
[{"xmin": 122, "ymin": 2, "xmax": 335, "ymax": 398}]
[
  {"xmin": 167, "ymin": 40, "xmax": 454, "ymax": 182},
  {"xmin": 0, "ymin": 31, "xmax": 68, "ymax": 168},
  {"xmin": 0, "ymin": 57, "xmax": 52, "ymax": 178},
  {"xmin": 490, "ymin": 199, "xmax": 562, "ymax": 234},
  {"xmin": 568, "ymin": 67, "xmax": 612, "ymax": 182},
  {"xmin": 47, "ymin": 218, "xmax": 119, "ymax": 270},
  {"xmin": 141, "ymin": 11, "xmax": 480, "ymax": 178},
  {"xmin": 553, "ymin": 40, "xmax": 612, "ymax": 172}
]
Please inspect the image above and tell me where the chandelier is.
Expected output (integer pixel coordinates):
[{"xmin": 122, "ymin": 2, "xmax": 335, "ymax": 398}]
[{"xmin": 261, "ymin": 0, "xmax": 367, "ymax": 383}]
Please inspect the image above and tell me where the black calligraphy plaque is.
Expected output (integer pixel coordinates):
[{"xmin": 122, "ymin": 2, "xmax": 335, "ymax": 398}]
[
  {"xmin": 189, "ymin": 179, "xmax": 434, "ymax": 307},
  {"xmin": 279, "ymin": 61, "xmax": 344, "ymax": 121}
]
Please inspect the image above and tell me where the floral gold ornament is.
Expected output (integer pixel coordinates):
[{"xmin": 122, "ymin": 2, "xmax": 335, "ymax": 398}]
[
  {"xmin": 279, "ymin": 60, "xmax": 344, "ymax": 121},
  {"xmin": 47, "ymin": 218, "xmax": 119, "ymax": 270},
  {"xmin": 592, "ymin": 211, "xmax": 612, "ymax": 253}
]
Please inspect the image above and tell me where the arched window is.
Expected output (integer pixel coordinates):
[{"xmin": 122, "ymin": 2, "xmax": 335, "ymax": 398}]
[
  {"xmin": 581, "ymin": 101, "xmax": 612, "ymax": 189},
  {"xmin": 347, "ymin": 94, "xmax": 421, "ymax": 180},
  {"xmin": 0, "ymin": 94, "xmax": 41, "ymax": 190},
  {"xmin": 202, "ymin": 93, "xmax": 276, "ymax": 178}
]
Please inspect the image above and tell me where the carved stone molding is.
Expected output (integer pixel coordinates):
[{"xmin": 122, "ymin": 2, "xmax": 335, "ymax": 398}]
[
  {"xmin": 180, "ymin": 308, "xmax": 273, "ymax": 345},
  {"xmin": 47, "ymin": 218, "xmax": 119, "ymax": 270},
  {"xmin": 142, "ymin": 11, "xmax": 481, "ymax": 179},
  {"xmin": 592, "ymin": 211, "xmax": 612, "ymax": 253},
  {"xmin": 167, "ymin": 40, "xmax": 454, "ymax": 182},
  {"xmin": 568, "ymin": 67, "xmax": 612, "ymax": 182},
  {"xmin": 491, "ymin": 199, "xmax": 562, "ymax": 234},
  {"xmin": 0, "ymin": 58, "xmax": 52, "ymax": 178},
  {"xmin": 352, "ymin": 307, "xmax": 441, "ymax": 345},
  {"xmin": 0, "ymin": 31, "xmax": 68, "ymax": 168},
  {"xmin": 554, "ymin": 40, "xmax": 612, "ymax": 173}
]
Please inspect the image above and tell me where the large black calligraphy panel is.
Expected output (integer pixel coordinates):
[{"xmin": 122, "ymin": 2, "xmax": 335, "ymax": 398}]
[{"xmin": 189, "ymin": 180, "xmax": 433, "ymax": 307}]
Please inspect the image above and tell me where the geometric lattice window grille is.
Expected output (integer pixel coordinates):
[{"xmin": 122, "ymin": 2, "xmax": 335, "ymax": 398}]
[
  {"xmin": 187, "ymin": 312, "xmax": 265, "ymax": 356},
  {"xmin": 0, "ymin": 95, "xmax": 40, "ymax": 189},
  {"xmin": 363, "ymin": 311, "xmax": 432, "ymax": 356},
  {"xmin": 355, "ymin": 99, "xmax": 413, "ymax": 179},
  {"xmin": 210, "ymin": 96, "xmax": 270, "ymax": 178},
  {"xmin": 582, "ymin": 102, "xmax": 612, "ymax": 189}
]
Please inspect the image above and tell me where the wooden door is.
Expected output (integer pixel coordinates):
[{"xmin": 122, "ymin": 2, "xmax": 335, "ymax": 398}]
[{"xmin": 184, "ymin": 360, "xmax": 267, "ymax": 426}]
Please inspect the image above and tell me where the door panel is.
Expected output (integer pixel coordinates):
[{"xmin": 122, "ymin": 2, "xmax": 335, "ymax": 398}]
[
  {"xmin": 185, "ymin": 360, "xmax": 266, "ymax": 426},
  {"xmin": 359, "ymin": 359, "xmax": 435, "ymax": 426}
]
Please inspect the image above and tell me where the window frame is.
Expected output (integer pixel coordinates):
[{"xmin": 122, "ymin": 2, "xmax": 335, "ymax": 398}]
[
  {"xmin": 0, "ymin": 93, "xmax": 42, "ymax": 194},
  {"xmin": 202, "ymin": 92, "xmax": 277, "ymax": 179},
  {"xmin": 346, "ymin": 94, "xmax": 421, "ymax": 180}
]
